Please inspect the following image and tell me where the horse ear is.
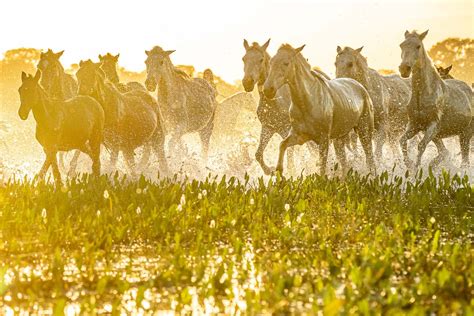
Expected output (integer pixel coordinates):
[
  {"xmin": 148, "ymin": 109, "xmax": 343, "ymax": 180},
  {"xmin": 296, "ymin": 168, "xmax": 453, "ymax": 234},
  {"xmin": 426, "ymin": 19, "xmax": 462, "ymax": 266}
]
[
  {"xmin": 419, "ymin": 30, "xmax": 429, "ymax": 40},
  {"xmin": 145, "ymin": 50, "xmax": 150, "ymax": 56},
  {"xmin": 446, "ymin": 65, "xmax": 452, "ymax": 72},
  {"xmin": 115, "ymin": 54, "xmax": 120, "ymax": 61},
  {"xmin": 164, "ymin": 50, "xmax": 175, "ymax": 56},
  {"xmin": 355, "ymin": 46, "xmax": 364, "ymax": 53},
  {"xmin": 56, "ymin": 50, "xmax": 64, "ymax": 58},
  {"xmin": 404, "ymin": 30, "xmax": 410, "ymax": 38},
  {"xmin": 21, "ymin": 71, "xmax": 27, "ymax": 82},
  {"xmin": 40, "ymin": 52, "xmax": 45, "ymax": 58},
  {"xmin": 243, "ymin": 39, "xmax": 250, "ymax": 51},
  {"xmin": 262, "ymin": 38, "xmax": 271, "ymax": 50},
  {"xmin": 98, "ymin": 54, "xmax": 104, "ymax": 61},
  {"xmin": 337, "ymin": 46, "xmax": 342, "ymax": 54},
  {"xmin": 34, "ymin": 70, "xmax": 41, "ymax": 82},
  {"xmin": 79, "ymin": 60, "xmax": 84, "ymax": 67},
  {"xmin": 295, "ymin": 45, "xmax": 306, "ymax": 54}
]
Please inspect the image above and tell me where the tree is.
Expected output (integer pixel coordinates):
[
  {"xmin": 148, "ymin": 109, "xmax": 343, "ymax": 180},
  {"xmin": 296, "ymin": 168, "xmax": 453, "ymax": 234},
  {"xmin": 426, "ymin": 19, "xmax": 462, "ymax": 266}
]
[{"xmin": 428, "ymin": 38, "xmax": 473, "ymax": 83}]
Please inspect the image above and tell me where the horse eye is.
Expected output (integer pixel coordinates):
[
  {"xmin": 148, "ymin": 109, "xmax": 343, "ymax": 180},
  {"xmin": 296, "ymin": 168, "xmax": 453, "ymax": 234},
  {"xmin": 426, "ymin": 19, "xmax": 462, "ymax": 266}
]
[
  {"xmin": 259, "ymin": 58, "xmax": 264, "ymax": 63},
  {"xmin": 159, "ymin": 61, "xmax": 164, "ymax": 65},
  {"xmin": 283, "ymin": 62, "xmax": 290, "ymax": 66},
  {"xmin": 416, "ymin": 45, "xmax": 421, "ymax": 49},
  {"xmin": 348, "ymin": 62, "xmax": 353, "ymax": 67}
]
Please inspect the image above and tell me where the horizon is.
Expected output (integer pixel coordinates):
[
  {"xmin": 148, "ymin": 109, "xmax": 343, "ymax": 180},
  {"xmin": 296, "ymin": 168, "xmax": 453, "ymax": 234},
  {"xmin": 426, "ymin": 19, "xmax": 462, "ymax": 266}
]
[{"xmin": 1, "ymin": 0, "xmax": 473, "ymax": 82}]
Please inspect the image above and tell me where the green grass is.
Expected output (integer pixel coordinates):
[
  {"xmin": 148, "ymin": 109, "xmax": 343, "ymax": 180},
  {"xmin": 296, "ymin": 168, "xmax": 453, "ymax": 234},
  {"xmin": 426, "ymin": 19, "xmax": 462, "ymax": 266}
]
[{"xmin": 0, "ymin": 171, "xmax": 473, "ymax": 314}]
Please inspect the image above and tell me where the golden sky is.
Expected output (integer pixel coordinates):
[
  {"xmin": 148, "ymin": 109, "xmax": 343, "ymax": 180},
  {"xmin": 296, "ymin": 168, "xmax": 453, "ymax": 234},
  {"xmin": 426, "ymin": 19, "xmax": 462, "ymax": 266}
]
[{"xmin": 1, "ymin": 0, "xmax": 473, "ymax": 81}]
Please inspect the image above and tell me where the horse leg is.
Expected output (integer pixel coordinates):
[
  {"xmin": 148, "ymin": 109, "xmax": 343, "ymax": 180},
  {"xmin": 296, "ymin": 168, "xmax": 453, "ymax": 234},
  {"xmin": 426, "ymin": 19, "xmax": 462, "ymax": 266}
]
[
  {"xmin": 199, "ymin": 113, "xmax": 215, "ymax": 162},
  {"xmin": 430, "ymin": 138, "xmax": 449, "ymax": 169},
  {"xmin": 415, "ymin": 121, "xmax": 439, "ymax": 168},
  {"xmin": 49, "ymin": 152, "xmax": 62, "ymax": 185},
  {"xmin": 373, "ymin": 124, "xmax": 386, "ymax": 159},
  {"xmin": 276, "ymin": 130, "xmax": 304, "ymax": 174},
  {"xmin": 399, "ymin": 122, "xmax": 419, "ymax": 170},
  {"xmin": 306, "ymin": 141, "xmax": 320, "ymax": 170},
  {"xmin": 318, "ymin": 137, "xmax": 330, "ymax": 176},
  {"xmin": 334, "ymin": 138, "xmax": 348, "ymax": 176},
  {"xmin": 150, "ymin": 129, "xmax": 170, "ymax": 176},
  {"xmin": 287, "ymin": 146, "xmax": 296, "ymax": 175},
  {"xmin": 138, "ymin": 144, "xmax": 152, "ymax": 172},
  {"xmin": 459, "ymin": 130, "xmax": 472, "ymax": 168},
  {"xmin": 356, "ymin": 124, "xmax": 376, "ymax": 175},
  {"xmin": 108, "ymin": 148, "xmax": 119, "ymax": 174},
  {"xmin": 255, "ymin": 126, "xmax": 274, "ymax": 175},
  {"xmin": 67, "ymin": 150, "xmax": 81, "ymax": 178},
  {"xmin": 37, "ymin": 154, "xmax": 53, "ymax": 181},
  {"xmin": 123, "ymin": 150, "xmax": 137, "ymax": 178}
]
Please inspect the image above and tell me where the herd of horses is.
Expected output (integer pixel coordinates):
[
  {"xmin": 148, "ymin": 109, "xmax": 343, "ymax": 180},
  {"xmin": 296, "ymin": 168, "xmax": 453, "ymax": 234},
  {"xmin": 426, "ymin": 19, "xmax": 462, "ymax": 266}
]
[{"xmin": 17, "ymin": 30, "xmax": 473, "ymax": 183}]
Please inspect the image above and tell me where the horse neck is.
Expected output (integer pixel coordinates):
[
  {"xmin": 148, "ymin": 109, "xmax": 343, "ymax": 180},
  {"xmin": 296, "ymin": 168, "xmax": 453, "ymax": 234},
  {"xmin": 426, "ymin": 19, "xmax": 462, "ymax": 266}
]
[
  {"xmin": 354, "ymin": 60, "xmax": 371, "ymax": 87},
  {"xmin": 31, "ymin": 87, "xmax": 59, "ymax": 128},
  {"xmin": 287, "ymin": 56, "xmax": 328, "ymax": 109},
  {"xmin": 257, "ymin": 51, "xmax": 271, "ymax": 90},
  {"xmin": 412, "ymin": 47, "xmax": 443, "ymax": 96},
  {"xmin": 158, "ymin": 61, "xmax": 185, "ymax": 101}
]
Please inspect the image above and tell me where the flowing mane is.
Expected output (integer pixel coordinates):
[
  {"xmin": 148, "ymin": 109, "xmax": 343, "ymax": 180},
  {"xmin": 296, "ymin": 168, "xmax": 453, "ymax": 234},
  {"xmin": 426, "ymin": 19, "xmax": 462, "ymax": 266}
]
[{"xmin": 149, "ymin": 46, "xmax": 190, "ymax": 80}]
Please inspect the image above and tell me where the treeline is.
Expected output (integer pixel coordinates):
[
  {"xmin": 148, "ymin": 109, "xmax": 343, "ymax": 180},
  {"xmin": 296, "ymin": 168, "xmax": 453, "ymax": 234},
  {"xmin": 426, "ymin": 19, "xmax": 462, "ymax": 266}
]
[{"xmin": 0, "ymin": 38, "xmax": 472, "ymax": 112}]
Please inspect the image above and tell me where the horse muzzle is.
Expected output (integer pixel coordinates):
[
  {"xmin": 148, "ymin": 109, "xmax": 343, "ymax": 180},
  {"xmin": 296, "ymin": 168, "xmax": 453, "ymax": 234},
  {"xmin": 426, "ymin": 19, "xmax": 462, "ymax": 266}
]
[
  {"xmin": 263, "ymin": 86, "xmax": 276, "ymax": 99},
  {"xmin": 18, "ymin": 108, "xmax": 29, "ymax": 121},
  {"xmin": 242, "ymin": 77, "xmax": 255, "ymax": 92},
  {"xmin": 399, "ymin": 64, "xmax": 412, "ymax": 78}
]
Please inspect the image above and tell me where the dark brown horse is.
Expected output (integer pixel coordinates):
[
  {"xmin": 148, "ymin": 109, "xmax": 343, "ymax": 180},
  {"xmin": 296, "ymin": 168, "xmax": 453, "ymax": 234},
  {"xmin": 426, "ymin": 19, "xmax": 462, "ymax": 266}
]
[
  {"xmin": 18, "ymin": 70, "xmax": 104, "ymax": 184},
  {"xmin": 76, "ymin": 60, "xmax": 168, "ymax": 175},
  {"xmin": 436, "ymin": 65, "xmax": 454, "ymax": 80}
]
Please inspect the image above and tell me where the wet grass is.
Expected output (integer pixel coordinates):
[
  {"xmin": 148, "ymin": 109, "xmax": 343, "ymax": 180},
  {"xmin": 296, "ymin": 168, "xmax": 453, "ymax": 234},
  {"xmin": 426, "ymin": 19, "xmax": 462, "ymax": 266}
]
[{"xmin": 0, "ymin": 170, "xmax": 473, "ymax": 314}]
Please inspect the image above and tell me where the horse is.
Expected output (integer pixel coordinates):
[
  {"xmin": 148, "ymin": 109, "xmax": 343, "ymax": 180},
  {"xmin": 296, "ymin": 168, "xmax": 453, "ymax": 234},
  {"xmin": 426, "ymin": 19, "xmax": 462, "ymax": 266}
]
[
  {"xmin": 242, "ymin": 39, "xmax": 307, "ymax": 175},
  {"xmin": 18, "ymin": 70, "xmax": 104, "ymax": 184},
  {"xmin": 98, "ymin": 53, "xmax": 146, "ymax": 92},
  {"xmin": 37, "ymin": 49, "xmax": 77, "ymax": 100},
  {"xmin": 144, "ymin": 46, "xmax": 217, "ymax": 161},
  {"xmin": 76, "ymin": 60, "xmax": 169, "ymax": 175},
  {"xmin": 436, "ymin": 65, "xmax": 454, "ymax": 80},
  {"xmin": 263, "ymin": 44, "xmax": 376, "ymax": 175},
  {"xmin": 399, "ymin": 30, "xmax": 473, "ymax": 169},
  {"xmin": 335, "ymin": 46, "xmax": 411, "ymax": 158},
  {"xmin": 37, "ymin": 49, "xmax": 81, "ymax": 173}
]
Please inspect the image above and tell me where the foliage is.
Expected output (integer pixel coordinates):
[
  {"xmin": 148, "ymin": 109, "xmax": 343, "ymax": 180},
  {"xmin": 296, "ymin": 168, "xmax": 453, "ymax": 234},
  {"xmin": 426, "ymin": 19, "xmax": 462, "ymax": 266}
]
[
  {"xmin": 0, "ymin": 171, "xmax": 472, "ymax": 314},
  {"xmin": 429, "ymin": 38, "xmax": 474, "ymax": 83}
]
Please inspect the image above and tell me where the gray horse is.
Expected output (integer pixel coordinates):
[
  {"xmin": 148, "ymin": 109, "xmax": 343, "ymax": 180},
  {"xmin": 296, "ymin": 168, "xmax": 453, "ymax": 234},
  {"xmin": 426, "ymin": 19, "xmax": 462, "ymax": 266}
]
[
  {"xmin": 335, "ymin": 46, "xmax": 411, "ymax": 158},
  {"xmin": 144, "ymin": 46, "xmax": 217, "ymax": 160},
  {"xmin": 263, "ymin": 44, "xmax": 376, "ymax": 175},
  {"xmin": 242, "ymin": 39, "xmax": 301, "ymax": 174},
  {"xmin": 98, "ymin": 53, "xmax": 147, "ymax": 92},
  {"xmin": 399, "ymin": 30, "xmax": 473, "ymax": 169}
]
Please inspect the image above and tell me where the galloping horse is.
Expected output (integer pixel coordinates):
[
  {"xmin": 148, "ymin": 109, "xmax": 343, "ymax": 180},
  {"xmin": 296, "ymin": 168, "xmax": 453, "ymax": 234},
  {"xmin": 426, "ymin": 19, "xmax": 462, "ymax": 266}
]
[
  {"xmin": 335, "ymin": 46, "xmax": 411, "ymax": 157},
  {"xmin": 399, "ymin": 30, "xmax": 473, "ymax": 168},
  {"xmin": 76, "ymin": 60, "xmax": 168, "ymax": 175},
  {"xmin": 98, "ymin": 53, "xmax": 146, "ymax": 92},
  {"xmin": 37, "ymin": 49, "xmax": 77, "ymax": 100},
  {"xmin": 263, "ymin": 44, "xmax": 376, "ymax": 175},
  {"xmin": 242, "ymin": 39, "xmax": 303, "ymax": 175},
  {"xmin": 18, "ymin": 70, "xmax": 104, "ymax": 184},
  {"xmin": 144, "ymin": 46, "xmax": 217, "ymax": 160},
  {"xmin": 37, "ymin": 49, "xmax": 82, "ymax": 174}
]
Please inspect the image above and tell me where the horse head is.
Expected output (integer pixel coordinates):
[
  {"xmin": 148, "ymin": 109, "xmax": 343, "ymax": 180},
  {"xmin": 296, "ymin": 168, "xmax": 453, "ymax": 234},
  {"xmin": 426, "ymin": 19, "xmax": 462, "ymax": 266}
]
[
  {"xmin": 144, "ymin": 46, "xmax": 175, "ymax": 92},
  {"xmin": 241, "ymin": 39, "xmax": 271, "ymax": 92},
  {"xmin": 335, "ymin": 46, "xmax": 366, "ymax": 79},
  {"xmin": 99, "ymin": 53, "xmax": 120, "ymax": 84},
  {"xmin": 263, "ymin": 43, "xmax": 305, "ymax": 99},
  {"xmin": 399, "ymin": 30, "xmax": 429, "ymax": 78},
  {"xmin": 18, "ymin": 70, "xmax": 42, "ymax": 120}
]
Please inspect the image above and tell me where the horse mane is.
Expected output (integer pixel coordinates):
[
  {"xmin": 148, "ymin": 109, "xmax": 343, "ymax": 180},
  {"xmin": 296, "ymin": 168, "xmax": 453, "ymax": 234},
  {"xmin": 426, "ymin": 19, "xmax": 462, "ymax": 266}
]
[
  {"xmin": 247, "ymin": 42, "xmax": 271, "ymax": 61},
  {"xmin": 150, "ymin": 45, "xmax": 191, "ymax": 80},
  {"xmin": 279, "ymin": 44, "xmax": 329, "ymax": 86}
]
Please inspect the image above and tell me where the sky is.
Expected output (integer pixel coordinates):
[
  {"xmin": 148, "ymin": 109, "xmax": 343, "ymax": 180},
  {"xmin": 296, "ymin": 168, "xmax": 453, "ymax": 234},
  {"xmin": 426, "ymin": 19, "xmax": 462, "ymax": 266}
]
[{"xmin": 1, "ymin": 0, "xmax": 473, "ymax": 82}]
